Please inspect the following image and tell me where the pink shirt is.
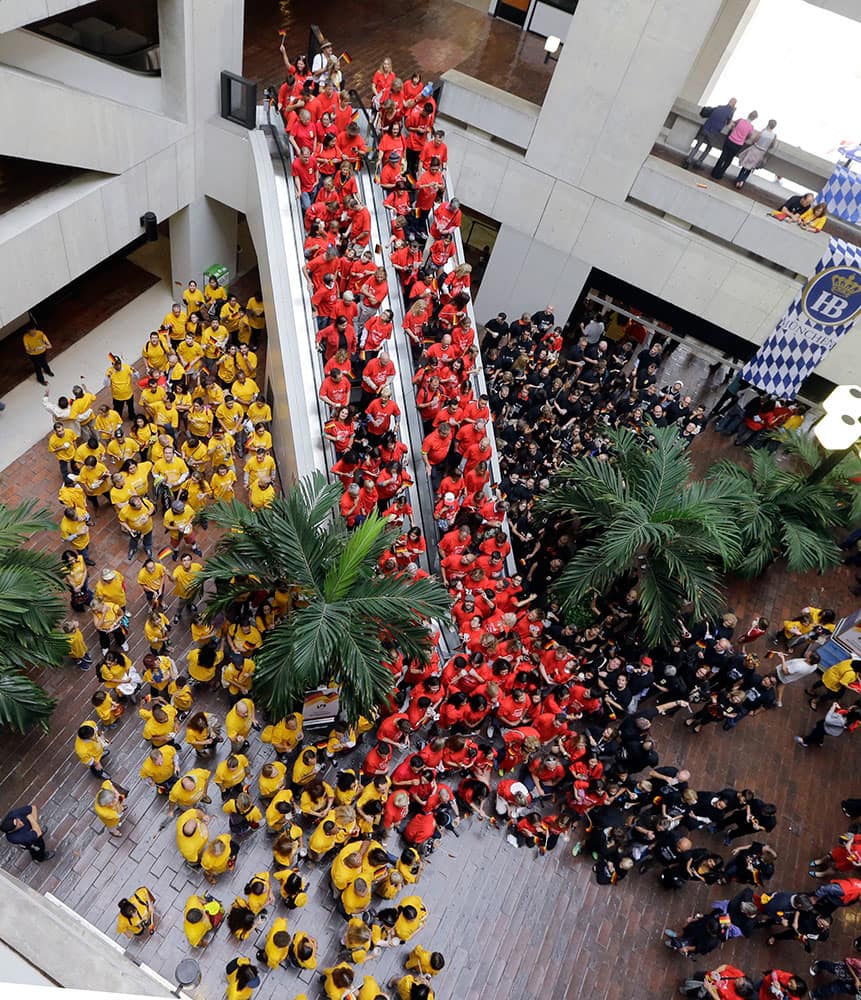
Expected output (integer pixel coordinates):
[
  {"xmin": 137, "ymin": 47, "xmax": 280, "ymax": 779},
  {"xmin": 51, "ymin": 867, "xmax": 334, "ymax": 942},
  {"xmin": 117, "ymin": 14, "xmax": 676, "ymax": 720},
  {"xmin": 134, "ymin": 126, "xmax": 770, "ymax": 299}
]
[{"xmin": 728, "ymin": 119, "xmax": 754, "ymax": 145}]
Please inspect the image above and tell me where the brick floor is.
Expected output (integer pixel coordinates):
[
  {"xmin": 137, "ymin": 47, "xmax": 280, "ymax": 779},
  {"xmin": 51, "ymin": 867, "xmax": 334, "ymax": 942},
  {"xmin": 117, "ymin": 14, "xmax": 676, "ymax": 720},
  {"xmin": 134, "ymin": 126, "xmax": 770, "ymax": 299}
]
[
  {"xmin": 0, "ymin": 319, "xmax": 859, "ymax": 1000},
  {"xmin": 243, "ymin": 0, "xmax": 554, "ymax": 106}
]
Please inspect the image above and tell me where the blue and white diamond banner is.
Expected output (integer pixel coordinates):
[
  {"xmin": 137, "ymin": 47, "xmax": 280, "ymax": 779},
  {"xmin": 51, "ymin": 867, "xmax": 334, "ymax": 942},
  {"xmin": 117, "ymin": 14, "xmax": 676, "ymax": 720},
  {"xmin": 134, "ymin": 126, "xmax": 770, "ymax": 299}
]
[
  {"xmin": 821, "ymin": 164, "xmax": 861, "ymax": 224},
  {"xmin": 741, "ymin": 237, "xmax": 861, "ymax": 399}
]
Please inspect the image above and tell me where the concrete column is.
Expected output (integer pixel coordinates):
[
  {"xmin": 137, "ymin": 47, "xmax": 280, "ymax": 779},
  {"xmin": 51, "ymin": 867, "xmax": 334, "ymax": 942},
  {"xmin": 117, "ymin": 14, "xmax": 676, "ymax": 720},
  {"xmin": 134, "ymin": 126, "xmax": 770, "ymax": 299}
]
[
  {"xmin": 526, "ymin": 0, "xmax": 723, "ymax": 203},
  {"xmin": 158, "ymin": 0, "xmax": 191, "ymax": 121},
  {"xmin": 679, "ymin": 0, "xmax": 761, "ymax": 104},
  {"xmin": 169, "ymin": 196, "xmax": 238, "ymax": 292}
]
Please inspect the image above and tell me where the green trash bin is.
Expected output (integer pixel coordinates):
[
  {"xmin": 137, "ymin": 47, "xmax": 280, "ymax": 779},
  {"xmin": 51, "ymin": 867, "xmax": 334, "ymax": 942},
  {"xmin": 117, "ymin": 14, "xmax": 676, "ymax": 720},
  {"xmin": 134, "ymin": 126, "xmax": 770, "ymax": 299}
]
[{"xmin": 203, "ymin": 264, "xmax": 230, "ymax": 288}]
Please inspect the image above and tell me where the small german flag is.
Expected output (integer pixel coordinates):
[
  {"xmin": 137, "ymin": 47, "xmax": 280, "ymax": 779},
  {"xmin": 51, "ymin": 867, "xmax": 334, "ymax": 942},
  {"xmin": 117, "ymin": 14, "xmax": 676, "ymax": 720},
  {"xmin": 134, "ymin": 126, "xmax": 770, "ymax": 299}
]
[
  {"xmin": 340, "ymin": 50, "xmax": 352, "ymax": 64},
  {"xmin": 157, "ymin": 546, "xmax": 173, "ymax": 561},
  {"xmin": 406, "ymin": 174, "xmax": 417, "ymax": 186},
  {"xmin": 108, "ymin": 352, "xmax": 121, "ymax": 365}
]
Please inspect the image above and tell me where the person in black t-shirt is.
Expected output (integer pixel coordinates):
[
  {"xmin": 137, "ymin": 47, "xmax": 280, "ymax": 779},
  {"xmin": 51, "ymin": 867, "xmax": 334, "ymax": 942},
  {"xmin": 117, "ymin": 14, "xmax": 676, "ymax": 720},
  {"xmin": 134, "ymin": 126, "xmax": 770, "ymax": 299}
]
[{"xmin": 774, "ymin": 192, "xmax": 814, "ymax": 221}]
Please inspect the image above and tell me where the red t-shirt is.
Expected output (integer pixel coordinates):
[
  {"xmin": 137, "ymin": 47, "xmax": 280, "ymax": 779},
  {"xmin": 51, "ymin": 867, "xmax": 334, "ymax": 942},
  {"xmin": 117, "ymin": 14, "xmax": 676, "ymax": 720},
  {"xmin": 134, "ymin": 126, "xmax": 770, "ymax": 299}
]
[{"xmin": 291, "ymin": 155, "xmax": 319, "ymax": 192}]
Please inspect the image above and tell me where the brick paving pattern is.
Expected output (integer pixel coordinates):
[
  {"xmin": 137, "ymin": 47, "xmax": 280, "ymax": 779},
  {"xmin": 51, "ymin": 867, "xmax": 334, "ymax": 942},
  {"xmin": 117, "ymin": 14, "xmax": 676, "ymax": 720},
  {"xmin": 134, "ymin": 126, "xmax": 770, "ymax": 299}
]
[{"xmin": 0, "ymin": 319, "xmax": 858, "ymax": 999}]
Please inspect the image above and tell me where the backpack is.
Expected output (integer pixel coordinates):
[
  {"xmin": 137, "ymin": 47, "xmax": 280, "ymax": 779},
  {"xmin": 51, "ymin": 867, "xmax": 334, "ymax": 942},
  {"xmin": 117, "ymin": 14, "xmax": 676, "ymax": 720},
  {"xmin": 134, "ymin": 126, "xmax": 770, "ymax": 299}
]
[{"xmin": 699, "ymin": 106, "xmax": 714, "ymax": 118}]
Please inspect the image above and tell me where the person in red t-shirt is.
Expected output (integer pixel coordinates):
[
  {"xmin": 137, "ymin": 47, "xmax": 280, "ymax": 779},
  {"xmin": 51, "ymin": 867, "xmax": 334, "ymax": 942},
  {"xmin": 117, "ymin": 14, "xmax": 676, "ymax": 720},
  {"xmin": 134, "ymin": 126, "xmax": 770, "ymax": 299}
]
[
  {"xmin": 292, "ymin": 145, "xmax": 319, "ymax": 212},
  {"xmin": 420, "ymin": 131, "xmax": 449, "ymax": 172},
  {"xmin": 412, "ymin": 161, "xmax": 445, "ymax": 237},
  {"xmin": 421, "ymin": 422, "xmax": 453, "ymax": 491},
  {"xmin": 404, "ymin": 102, "xmax": 435, "ymax": 178},
  {"xmin": 318, "ymin": 368, "xmax": 350, "ymax": 410},
  {"xmin": 359, "ymin": 310, "xmax": 394, "ymax": 357},
  {"xmin": 680, "ymin": 965, "xmax": 753, "ymax": 999},
  {"xmin": 365, "ymin": 390, "xmax": 401, "ymax": 439},
  {"xmin": 430, "ymin": 198, "xmax": 462, "ymax": 239}
]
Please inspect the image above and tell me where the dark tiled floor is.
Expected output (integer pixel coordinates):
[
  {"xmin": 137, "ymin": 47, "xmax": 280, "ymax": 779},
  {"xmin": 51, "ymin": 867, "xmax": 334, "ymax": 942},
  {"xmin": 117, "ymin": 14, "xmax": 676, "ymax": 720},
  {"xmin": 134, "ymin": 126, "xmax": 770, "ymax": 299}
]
[
  {"xmin": 243, "ymin": 0, "xmax": 554, "ymax": 105},
  {"xmin": 0, "ymin": 329, "xmax": 858, "ymax": 999}
]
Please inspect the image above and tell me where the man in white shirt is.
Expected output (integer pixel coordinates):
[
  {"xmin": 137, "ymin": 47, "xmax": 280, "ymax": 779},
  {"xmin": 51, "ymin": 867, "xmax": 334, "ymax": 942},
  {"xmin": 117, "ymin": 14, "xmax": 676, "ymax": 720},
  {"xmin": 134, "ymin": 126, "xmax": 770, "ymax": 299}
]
[{"xmin": 581, "ymin": 316, "xmax": 605, "ymax": 345}]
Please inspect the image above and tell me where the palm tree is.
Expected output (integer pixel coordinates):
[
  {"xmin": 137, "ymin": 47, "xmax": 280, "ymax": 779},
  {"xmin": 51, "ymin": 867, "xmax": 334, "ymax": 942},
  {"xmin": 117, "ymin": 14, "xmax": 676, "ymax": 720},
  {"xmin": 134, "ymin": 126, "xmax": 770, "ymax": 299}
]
[
  {"xmin": 0, "ymin": 501, "xmax": 69, "ymax": 732},
  {"xmin": 711, "ymin": 430, "xmax": 856, "ymax": 577},
  {"xmin": 539, "ymin": 424, "xmax": 743, "ymax": 646},
  {"xmin": 198, "ymin": 472, "xmax": 452, "ymax": 724}
]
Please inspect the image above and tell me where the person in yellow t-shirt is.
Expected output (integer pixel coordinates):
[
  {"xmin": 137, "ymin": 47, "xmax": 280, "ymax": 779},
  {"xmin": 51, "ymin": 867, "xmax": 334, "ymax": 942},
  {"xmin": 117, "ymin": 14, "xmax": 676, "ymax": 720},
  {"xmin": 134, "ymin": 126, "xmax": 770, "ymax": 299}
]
[
  {"xmin": 214, "ymin": 753, "xmax": 250, "ymax": 800},
  {"xmin": 22, "ymin": 327, "xmax": 53, "ymax": 384},
  {"xmin": 172, "ymin": 553, "xmax": 203, "ymax": 621},
  {"xmin": 77, "ymin": 455, "xmax": 112, "ymax": 509},
  {"xmin": 222, "ymin": 656, "xmax": 255, "ymax": 698},
  {"xmin": 138, "ymin": 379, "xmax": 166, "ymax": 419},
  {"xmin": 244, "ymin": 871, "xmax": 273, "ymax": 915},
  {"xmin": 220, "ymin": 295, "xmax": 242, "ymax": 335},
  {"xmin": 204, "ymin": 276, "xmax": 227, "ymax": 314},
  {"xmin": 261, "ymin": 712, "xmax": 303, "ymax": 755},
  {"xmin": 393, "ymin": 896, "xmax": 427, "ymax": 942},
  {"xmin": 69, "ymin": 384, "xmax": 97, "ymax": 433},
  {"xmin": 216, "ymin": 395, "xmax": 245, "ymax": 437},
  {"xmin": 75, "ymin": 720, "xmax": 109, "ymax": 776},
  {"xmin": 142, "ymin": 331, "xmax": 170, "ymax": 372},
  {"xmin": 137, "ymin": 558, "xmax": 166, "ymax": 606},
  {"xmin": 225, "ymin": 698, "xmax": 257, "ymax": 753},
  {"xmin": 288, "ymin": 930, "xmax": 317, "ymax": 970},
  {"xmin": 183, "ymin": 892, "xmax": 223, "ymax": 947},
  {"xmin": 74, "ymin": 436, "xmax": 105, "ymax": 468},
  {"xmin": 246, "ymin": 395, "xmax": 271, "ymax": 426},
  {"xmin": 95, "ymin": 567, "xmax": 126, "ymax": 609},
  {"xmin": 178, "ymin": 334, "xmax": 205, "ymax": 378},
  {"xmin": 274, "ymin": 867, "xmax": 308, "ymax": 909},
  {"xmin": 321, "ymin": 962, "xmax": 355, "ymax": 1000},
  {"xmin": 95, "ymin": 779, "xmax": 125, "ymax": 836},
  {"xmin": 118, "ymin": 495, "xmax": 156, "ymax": 561},
  {"xmin": 245, "ymin": 293, "xmax": 265, "ymax": 345},
  {"xmin": 208, "ymin": 424, "xmax": 236, "ymax": 468},
  {"xmin": 94, "ymin": 404, "xmax": 122, "ymax": 444},
  {"xmin": 91, "ymin": 687, "xmax": 123, "ymax": 728},
  {"xmin": 59, "ymin": 478, "xmax": 86, "ymax": 510},
  {"xmin": 244, "ymin": 448, "xmax": 276, "ymax": 489},
  {"xmin": 225, "ymin": 955, "xmax": 260, "ymax": 1000},
  {"xmin": 187, "ymin": 399, "xmax": 214, "ymax": 439},
  {"xmin": 209, "ymin": 462, "xmax": 236, "ymax": 502},
  {"xmin": 107, "ymin": 427, "xmax": 140, "ymax": 467},
  {"xmin": 168, "ymin": 767, "xmax": 213, "ymax": 815},
  {"xmin": 250, "ymin": 476, "xmax": 276, "ymax": 511},
  {"xmin": 181, "ymin": 436, "xmax": 210, "ymax": 473},
  {"xmin": 139, "ymin": 696, "xmax": 179, "ymax": 746},
  {"xmin": 48, "ymin": 423, "xmax": 78, "ymax": 480},
  {"xmin": 182, "ymin": 283, "xmax": 205, "ymax": 319},
  {"xmin": 256, "ymin": 916, "xmax": 290, "ymax": 969},
  {"xmin": 169, "ymin": 675, "xmax": 194, "ymax": 715},
  {"xmin": 123, "ymin": 458, "xmax": 152, "ymax": 497},
  {"xmin": 165, "ymin": 503, "xmax": 200, "ymax": 563},
  {"xmin": 393, "ymin": 975, "xmax": 434, "ymax": 1000},
  {"xmin": 405, "ymin": 944, "xmax": 445, "ymax": 977},
  {"xmin": 357, "ymin": 976, "xmax": 386, "ymax": 1000},
  {"xmin": 116, "ymin": 887, "xmax": 156, "ymax": 937},
  {"xmin": 266, "ymin": 789, "xmax": 296, "ymax": 833},
  {"xmin": 202, "ymin": 319, "xmax": 228, "ymax": 373},
  {"xmin": 140, "ymin": 744, "xmax": 179, "ymax": 794},
  {"xmin": 201, "ymin": 833, "xmax": 237, "ymax": 883},
  {"xmin": 341, "ymin": 876, "xmax": 372, "ymax": 916},
  {"xmin": 258, "ymin": 762, "xmax": 287, "ymax": 800},
  {"xmin": 223, "ymin": 789, "xmax": 262, "ymax": 836},
  {"xmin": 105, "ymin": 356, "xmax": 136, "ymax": 419},
  {"xmin": 233, "ymin": 372, "xmax": 261, "ymax": 408},
  {"xmin": 109, "ymin": 472, "xmax": 133, "ymax": 512},
  {"xmin": 176, "ymin": 807, "xmax": 209, "ymax": 863},
  {"xmin": 163, "ymin": 303, "xmax": 189, "ymax": 343},
  {"xmin": 187, "ymin": 643, "xmax": 223, "ymax": 686},
  {"xmin": 63, "ymin": 618, "xmax": 92, "ymax": 670}
]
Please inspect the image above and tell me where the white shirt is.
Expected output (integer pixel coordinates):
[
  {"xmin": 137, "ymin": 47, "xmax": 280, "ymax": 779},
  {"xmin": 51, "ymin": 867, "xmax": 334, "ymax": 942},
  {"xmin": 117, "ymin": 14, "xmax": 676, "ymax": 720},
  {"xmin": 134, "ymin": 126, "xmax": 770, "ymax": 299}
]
[
  {"xmin": 583, "ymin": 320, "xmax": 605, "ymax": 345},
  {"xmin": 776, "ymin": 657, "xmax": 818, "ymax": 684}
]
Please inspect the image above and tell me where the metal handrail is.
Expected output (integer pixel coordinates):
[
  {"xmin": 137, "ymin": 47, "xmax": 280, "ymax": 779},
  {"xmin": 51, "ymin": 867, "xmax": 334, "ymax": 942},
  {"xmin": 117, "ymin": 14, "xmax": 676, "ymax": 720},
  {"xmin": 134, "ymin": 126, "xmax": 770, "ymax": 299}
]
[{"xmin": 259, "ymin": 92, "xmax": 337, "ymax": 482}]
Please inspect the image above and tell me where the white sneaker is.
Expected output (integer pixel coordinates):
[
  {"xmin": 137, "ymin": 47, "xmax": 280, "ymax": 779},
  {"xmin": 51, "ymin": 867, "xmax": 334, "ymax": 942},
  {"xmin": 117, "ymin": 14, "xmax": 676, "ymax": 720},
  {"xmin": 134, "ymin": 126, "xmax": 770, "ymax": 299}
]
[{"xmin": 505, "ymin": 834, "xmax": 518, "ymax": 847}]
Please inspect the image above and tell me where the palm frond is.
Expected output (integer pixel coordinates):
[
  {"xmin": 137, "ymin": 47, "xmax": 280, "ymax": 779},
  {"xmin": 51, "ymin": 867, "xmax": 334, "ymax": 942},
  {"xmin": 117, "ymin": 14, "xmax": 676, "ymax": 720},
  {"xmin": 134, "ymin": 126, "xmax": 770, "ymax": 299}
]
[
  {"xmin": 0, "ymin": 669, "xmax": 56, "ymax": 733},
  {"xmin": 781, "ymin": 520, "xmax": 842, "ymax": 574}
]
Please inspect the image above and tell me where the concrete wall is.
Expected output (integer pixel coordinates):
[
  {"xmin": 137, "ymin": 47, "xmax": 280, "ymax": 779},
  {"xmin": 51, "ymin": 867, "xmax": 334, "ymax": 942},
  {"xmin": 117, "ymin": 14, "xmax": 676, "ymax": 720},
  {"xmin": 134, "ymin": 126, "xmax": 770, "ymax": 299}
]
[
  {"xmin": 0, "ymin": 872, "xmax": 174, "ymax": 995},
  {"xmin": 439, "ymin": 0, "xmax": 861, "ymax": 387},
  {"xmin": 0, "ymin": 0, "xmax": 243, "ymax": 326},
  {"xmin": 526, "ymin": 0, "xmax": 725, "ymax": 202}
]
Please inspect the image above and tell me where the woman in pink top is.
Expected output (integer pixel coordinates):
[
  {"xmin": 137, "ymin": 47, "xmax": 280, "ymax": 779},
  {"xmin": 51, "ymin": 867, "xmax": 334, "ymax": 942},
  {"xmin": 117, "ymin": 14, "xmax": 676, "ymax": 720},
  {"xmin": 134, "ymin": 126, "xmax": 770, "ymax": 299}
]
[{"xmin": 711, "ymin": 110, "xmax": 758, "ymax": 180}]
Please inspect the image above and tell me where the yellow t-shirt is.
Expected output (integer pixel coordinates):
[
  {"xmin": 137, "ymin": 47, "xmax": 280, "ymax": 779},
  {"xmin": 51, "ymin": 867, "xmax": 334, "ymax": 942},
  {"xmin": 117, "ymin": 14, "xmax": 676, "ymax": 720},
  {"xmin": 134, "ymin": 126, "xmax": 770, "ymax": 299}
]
[
  {"xmin": 183, "ymin": 894, "xmax": 212, "ymax": 947},
  {"xmin": 107, "ymin": 364, "xmax": 135, "ymax": 401},
  {"xmin": 137, "ymin": 561, "xmax": 166, "ymax": 595},
  {"xmin": 23, "ymin": 329, "xmax": 50, "ymax": 355}
]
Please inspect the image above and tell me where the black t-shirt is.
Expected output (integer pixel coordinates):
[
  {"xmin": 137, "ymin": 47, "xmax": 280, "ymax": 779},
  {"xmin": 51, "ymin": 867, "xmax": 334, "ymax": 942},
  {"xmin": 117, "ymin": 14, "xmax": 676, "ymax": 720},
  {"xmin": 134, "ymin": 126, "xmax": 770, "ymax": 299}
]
[{"xmin": 783, "ymin": 195, "xmax": 808, "ymax": 214}]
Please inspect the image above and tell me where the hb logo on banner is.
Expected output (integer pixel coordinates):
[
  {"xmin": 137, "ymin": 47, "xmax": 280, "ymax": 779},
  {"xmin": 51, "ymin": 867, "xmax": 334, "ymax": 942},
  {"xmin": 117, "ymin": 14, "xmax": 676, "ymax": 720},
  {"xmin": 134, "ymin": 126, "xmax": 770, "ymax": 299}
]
[
  {"xmin": 742, "ymin": 237, "xmax": 861, "ymax": 399},
  {"xmin": 802, "ymin": 266, "xmax": 861, "ymax": 325}
]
